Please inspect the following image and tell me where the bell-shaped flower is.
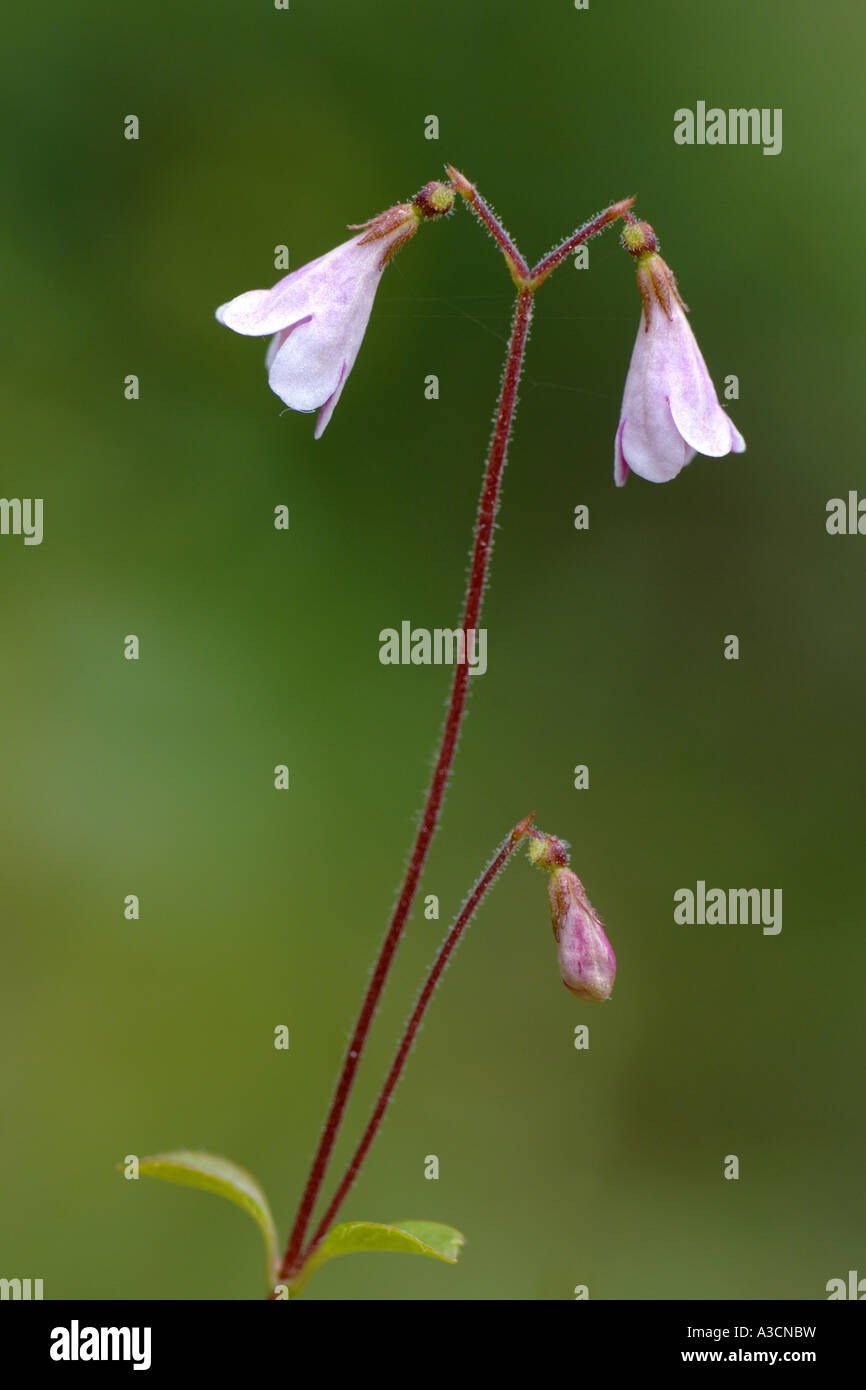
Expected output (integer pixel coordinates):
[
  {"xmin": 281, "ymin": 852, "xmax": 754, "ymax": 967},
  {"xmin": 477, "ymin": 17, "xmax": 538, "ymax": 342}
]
[
  {"xmin": 614, "ymin": 221, "xmax": 745, "ymax": 485},
  {"xmin": 216, "ymin": 203, "xmax": 421, "ymax": 438}
]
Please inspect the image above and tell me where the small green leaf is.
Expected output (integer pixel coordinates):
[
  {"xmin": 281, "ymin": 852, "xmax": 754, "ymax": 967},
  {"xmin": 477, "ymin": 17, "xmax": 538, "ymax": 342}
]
[
  {"xmin": 133, "ymin": 1150, "xmax": 279, "ymax": 1285},
  {"xmin": 290, "ymin": 1219, "xmax": 465, "ymax": 1295},
  {"xmin": 384, "ymin": 1221, "xmax": 465, "ymax": 1262}
]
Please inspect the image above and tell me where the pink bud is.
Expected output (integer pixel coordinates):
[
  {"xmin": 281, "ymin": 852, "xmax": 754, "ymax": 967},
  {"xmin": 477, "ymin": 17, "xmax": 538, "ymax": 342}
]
[{"xmin": 548, "ymin": 868, "xmax": 616, "ymax": 1002}]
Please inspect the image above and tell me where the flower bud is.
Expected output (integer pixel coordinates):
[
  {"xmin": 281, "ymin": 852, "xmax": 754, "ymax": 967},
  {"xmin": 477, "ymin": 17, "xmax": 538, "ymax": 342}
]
[
  {"xmin": 412, "ymin": 181, "xmax": 456, "ymax": 220},
  {"xmin": 527, "ymin": 832, "xmax": 569, "ymax": 870},
  {"xmin": 620, "ymin": 219, "xmax": 658, "ymax": 257},
  {"xmin": 548, "ymin": 868, "xmax": 616, "ymax": 1002},
  {"xmin": 620, "ymin": 219, "xmax": 686, "ymax": 325}
]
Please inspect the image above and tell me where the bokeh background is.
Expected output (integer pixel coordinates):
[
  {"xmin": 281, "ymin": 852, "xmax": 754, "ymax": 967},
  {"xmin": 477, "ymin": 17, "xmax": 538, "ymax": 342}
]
[{"xmin": 2, "ymin": 0, "xmax": 863, "ymax": 1300}]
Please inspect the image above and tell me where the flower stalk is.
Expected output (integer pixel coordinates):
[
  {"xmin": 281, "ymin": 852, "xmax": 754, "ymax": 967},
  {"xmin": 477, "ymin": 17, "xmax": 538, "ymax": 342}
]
[
  {"xmin": 277, "ymin": 173, "xmax": 637, "ymax": 1280},
  {"xmin": 286, "ymin": 815, "xmax": 534, "ymax": 1283},
  {"xmin": 280, "ymin": 273, "xmax": 535, "ymax": 1279},
  {"xmin": 528, "ymin": 197, "xmax": 636, "ymax": 288}
]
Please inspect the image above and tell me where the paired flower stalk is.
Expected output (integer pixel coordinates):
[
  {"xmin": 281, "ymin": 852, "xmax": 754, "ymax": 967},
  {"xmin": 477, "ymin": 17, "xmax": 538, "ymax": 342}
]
[
  {"xmin": 216, "ymin": 174, "xmax": 744, "ymax": 487},
  {"xmin": 133, "ymin": 167, "xmax": 745, "ymax": 1301},
  {"xmin": 226, "ymin": 169, "xmax": 742, "ymax": 1289}
]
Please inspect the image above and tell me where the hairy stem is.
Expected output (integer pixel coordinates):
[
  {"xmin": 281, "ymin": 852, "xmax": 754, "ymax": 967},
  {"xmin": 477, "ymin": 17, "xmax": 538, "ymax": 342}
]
[
  {"xmin": 297, "ymin": 815, "xmax": 533, "ymax": 1267},
  {"xmin": 445, "ymin": 164, "xmax": 530, "ymax": 284},
  {"xmin": 529, "ymin": 197, "xmax": 635, "ymax": 287},
  {"xmin": 279, "ymin": 285, "xmax": 535, "ymax": 1279},
  {"xmin": 279, "ymin": 177, "xmax": 634, "ymax": 1281}
]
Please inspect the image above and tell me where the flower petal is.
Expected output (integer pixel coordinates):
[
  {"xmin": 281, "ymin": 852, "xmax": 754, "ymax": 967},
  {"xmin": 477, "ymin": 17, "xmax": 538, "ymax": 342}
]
[
  {"xmin": 314, "ymin": 360, "xmax": 348, "ymax": 439},
  {"xmin": 265, "ymin": 327, "xmax": 292, "ymax": 370},
  {"xmin": 663, "ymin": 303, "xmax": 744, "ymax": 458},
  {"xmin": 216, "ymin": 233, "xmax": 384, "ymax": 338},
  {"xmin": 614, "ymin": 419, "xmax": 630, "ymax": 487},
  {"xmin": 267, "ymin": 319, "xmax": 339, "ymax": 413},
  {"xmin": 266, "ymin": 285, "xmax": 372, "ymax": 415},
  {"xmin": 266, "ymin": 256, "xmax": 380, "ymax": 417},
  {"xmin": 217, "ymin": 217, "xmax": 417, "ymax": 433},
  {"xmin": 618, "ymin": 314, "xmax": 695, "ymax": 482},
  {"xmin": 216, "ymin": 289, "xmax": 272, "ymax": 334}
]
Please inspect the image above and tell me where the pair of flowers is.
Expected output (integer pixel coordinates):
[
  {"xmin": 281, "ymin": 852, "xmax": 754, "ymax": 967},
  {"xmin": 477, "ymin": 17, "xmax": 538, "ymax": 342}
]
[{"xmin": 216, "ymin": 195, "xmax": 744, "ymax": 483}]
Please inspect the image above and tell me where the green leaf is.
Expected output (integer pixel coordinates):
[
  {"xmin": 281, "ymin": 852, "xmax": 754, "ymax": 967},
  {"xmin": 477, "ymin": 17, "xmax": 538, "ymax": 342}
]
[
  {"xmin": 133, "ymin": 1150, "xmax": 279, "ymax": 1285},
  {"xmin": 289, "ymin": 1219, "xmax": 465, "ymax": 1296}
]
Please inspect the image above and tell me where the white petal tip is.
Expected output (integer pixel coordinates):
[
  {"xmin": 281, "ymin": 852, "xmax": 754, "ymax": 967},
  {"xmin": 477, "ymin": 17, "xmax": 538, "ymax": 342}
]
[
  {"xmin": 614, "ymin": 420, "xmax": 629, "ymax": 486},
  {"xmin": 730, "ymin": 425, "xmax": 747, "ymax": 454}
]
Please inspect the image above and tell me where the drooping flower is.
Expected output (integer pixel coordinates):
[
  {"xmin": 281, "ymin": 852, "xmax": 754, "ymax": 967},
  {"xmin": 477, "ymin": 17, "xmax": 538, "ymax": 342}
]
[
  {"xmin": 529, "ymin": 834, "xmax": 616, "ymax": 1002},
  {"xmin": 614, "ymin": 220, "xmax": 745, "ymax": 485},
  {"xmin": 216, "ymin": 185, "xmax": 454, "ymax": 438}
]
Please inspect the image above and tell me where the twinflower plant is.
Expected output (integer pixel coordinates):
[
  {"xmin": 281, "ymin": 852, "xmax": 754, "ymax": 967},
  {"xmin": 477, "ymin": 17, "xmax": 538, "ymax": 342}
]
[{"xmin": 126, "ymin": 167, "xmax": 745, "ymax": 1299}]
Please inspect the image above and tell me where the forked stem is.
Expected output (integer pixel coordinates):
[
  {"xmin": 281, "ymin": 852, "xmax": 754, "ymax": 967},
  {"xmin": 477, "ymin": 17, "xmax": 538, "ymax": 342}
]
[
  {"xmin": 294, "ymin": 815, "xmax": 534, "ymax": 1274},
  {"xmin": 279, "ymin": 175, "xmax": 634, "ymax": 1282},
  {"xmin": 280, "ymin": 285, "xmax": 534, "ymax": 1279},
  {"xmin": 529, "ymin": 196, "xmax": 636, "ymax": 287}
]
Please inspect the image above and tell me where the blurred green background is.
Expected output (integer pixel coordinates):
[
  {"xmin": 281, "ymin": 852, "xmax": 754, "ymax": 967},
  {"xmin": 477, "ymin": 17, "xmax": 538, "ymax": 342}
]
[{"xmin": 2, "ymin": 0, "xmax": 863, "ymax": 1300}]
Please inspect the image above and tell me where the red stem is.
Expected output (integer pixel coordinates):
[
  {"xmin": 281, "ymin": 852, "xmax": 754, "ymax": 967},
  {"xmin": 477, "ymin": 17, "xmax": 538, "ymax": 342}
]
[
  {"xmin": 279, "ymin": 286, "xmax": 535, "ymax": 1280},
  {"xmin": 299, "ymin": 815, "xmax": 534, "ymax": 1264},
  {"xmin": 445, "ymin": 164, "xmax": 530, "ymax": 283},
  {"xmin": 529, "ymin": 197, "xmax": 636, "ymax": 287}
]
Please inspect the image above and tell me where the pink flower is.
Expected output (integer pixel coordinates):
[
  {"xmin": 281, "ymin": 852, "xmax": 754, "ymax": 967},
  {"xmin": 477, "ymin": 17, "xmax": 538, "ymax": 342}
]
[
  {"xmin": 216, "ymin": 204, "xmax": 420, "ymax": 438},
  {"xmin": 614, "ymin": 222, "xmax": 745, "ymax": 485},
  {"xmin": 548, "ymin": 867, "xmax": 616, "ymax": 1002}
]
